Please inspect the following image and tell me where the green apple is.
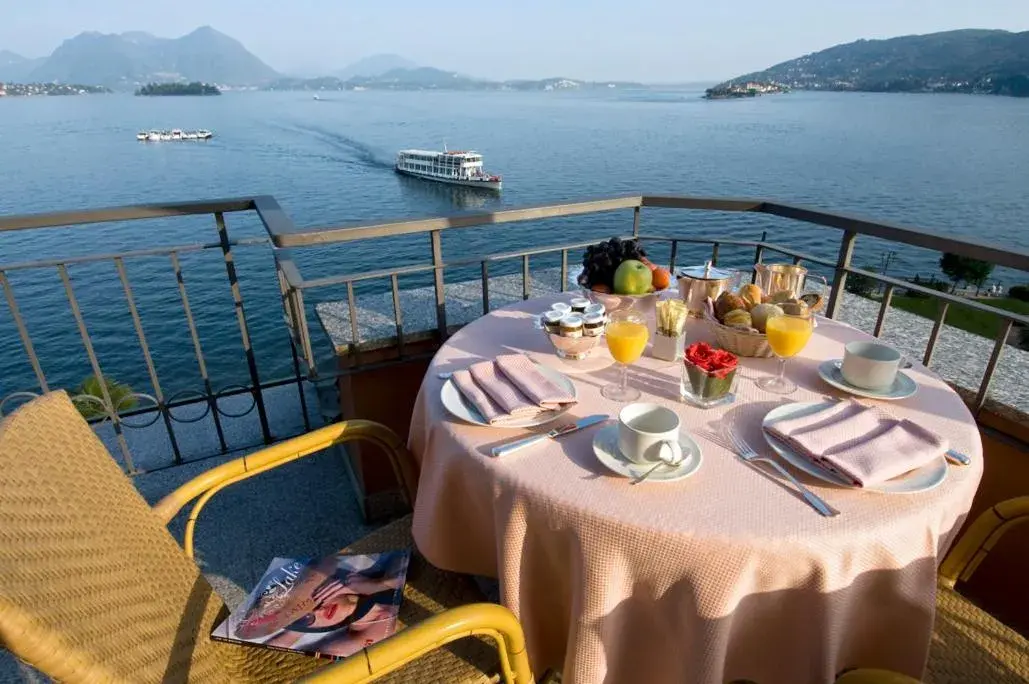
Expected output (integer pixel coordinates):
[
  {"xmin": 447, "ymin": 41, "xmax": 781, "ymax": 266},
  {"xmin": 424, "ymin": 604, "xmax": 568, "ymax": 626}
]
[{"xmin": 613, "ymin": 260, "xmax": 653, "ymax": 295}]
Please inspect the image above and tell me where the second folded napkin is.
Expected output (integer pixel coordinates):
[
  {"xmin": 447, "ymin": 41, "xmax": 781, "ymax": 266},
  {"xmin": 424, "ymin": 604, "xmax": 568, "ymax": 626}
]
[
  {"xmin": 494, "ymin": 354, "xmax": 577, "ymax": 409},
  {"xmin": 764, "ymin": 401, "xmax": 948, "ymax": 487}
]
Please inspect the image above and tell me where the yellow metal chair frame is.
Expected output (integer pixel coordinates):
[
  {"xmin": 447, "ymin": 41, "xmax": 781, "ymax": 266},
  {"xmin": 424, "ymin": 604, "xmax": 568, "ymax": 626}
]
[
  {"xmin": 937, "ymin": 495, "xmax": 1029, "ymax": 588},
  {"xmin": 154, "ymin": 420, "xmax": 534, "ymax": 684}
]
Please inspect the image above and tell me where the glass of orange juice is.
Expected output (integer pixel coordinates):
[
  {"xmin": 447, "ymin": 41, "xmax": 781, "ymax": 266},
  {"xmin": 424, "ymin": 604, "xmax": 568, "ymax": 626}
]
[
  {"xmin": 602, "ymin": 310, "xmax": 650, "ymax": 401},
  {"xmin": 758, "ymin": 312, "xmax": 814, "ymax": 394}
]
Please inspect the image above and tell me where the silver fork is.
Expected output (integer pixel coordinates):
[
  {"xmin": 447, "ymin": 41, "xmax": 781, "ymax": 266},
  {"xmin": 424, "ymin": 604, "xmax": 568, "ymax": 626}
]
[{"xmin": 725, "ymin": 426, "xmax": 840, "ymax": 518}]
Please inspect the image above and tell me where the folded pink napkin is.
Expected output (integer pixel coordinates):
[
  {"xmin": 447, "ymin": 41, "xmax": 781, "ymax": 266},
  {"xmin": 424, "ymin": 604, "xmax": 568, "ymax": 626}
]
[
  {"xmin": 494, "ymin": 354, "xmax": 577, "ymax": 409},
  {"xmin": 764, "ymin": 401, "xmax": 948, "ymax": 487},
  {"xmin": 450, "ymin": 369, "xmax": 540, "ymax": 426}
]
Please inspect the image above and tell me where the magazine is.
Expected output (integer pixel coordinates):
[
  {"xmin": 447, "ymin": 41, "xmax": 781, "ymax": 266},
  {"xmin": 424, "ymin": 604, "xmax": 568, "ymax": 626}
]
[{"xmin": 212, "ymin": 550, "xmax": 410, "ymax": 661}]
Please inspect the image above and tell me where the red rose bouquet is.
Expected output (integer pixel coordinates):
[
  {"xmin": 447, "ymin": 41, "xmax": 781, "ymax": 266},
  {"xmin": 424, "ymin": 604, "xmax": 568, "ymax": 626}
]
[{"xmin": 683, "ymin": 342, "xmax": 738, "ymax": 404}]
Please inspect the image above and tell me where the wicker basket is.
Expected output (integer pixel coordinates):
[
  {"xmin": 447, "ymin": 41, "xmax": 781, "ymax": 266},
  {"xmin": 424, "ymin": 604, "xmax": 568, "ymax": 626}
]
[{"xmin": 705, "ymin": 314, "xmax": 774, "ymax": 358}]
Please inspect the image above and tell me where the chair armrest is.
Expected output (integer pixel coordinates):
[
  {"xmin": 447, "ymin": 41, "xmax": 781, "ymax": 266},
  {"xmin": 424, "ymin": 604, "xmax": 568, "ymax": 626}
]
[
  {"xmin": 835, "ymin": 669, "xmax": 922, "ymax": 684},
  {"xmin": 939, "ymin": 496, "xmax": 1029, "ymax": 588},
  {"xmin": 295, "ymin": 603, "xmax": 533, "ymax": 684},
  {"xmin": 152, "ymin": 420, "xmax": 418, "ymax": 558}
]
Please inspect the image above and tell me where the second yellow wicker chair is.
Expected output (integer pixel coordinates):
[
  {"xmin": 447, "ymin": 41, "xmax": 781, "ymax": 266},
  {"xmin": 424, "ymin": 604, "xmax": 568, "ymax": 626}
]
[{"xmin": 0, "ymin": 391, "xmax": 534, "ymax": 683}]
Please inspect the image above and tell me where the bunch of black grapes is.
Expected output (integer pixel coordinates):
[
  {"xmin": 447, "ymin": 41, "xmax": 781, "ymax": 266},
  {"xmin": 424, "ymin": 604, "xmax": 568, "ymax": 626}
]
[{"xmin": 579, "ymin": 238, "xmax": 647, "ymax": 289}]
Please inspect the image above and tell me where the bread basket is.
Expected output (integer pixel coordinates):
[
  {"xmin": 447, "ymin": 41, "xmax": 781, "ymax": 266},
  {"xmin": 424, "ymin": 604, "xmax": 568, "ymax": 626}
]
[{"xmin": 705, "ymin": 314, "xmax": 774, "ymax": 358}]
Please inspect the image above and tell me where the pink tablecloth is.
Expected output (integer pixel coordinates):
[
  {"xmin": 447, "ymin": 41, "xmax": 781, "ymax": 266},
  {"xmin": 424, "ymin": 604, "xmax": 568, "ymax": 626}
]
[{"xmin": 408, "ymin": 295, "xmax": 983, "ymax": 684}]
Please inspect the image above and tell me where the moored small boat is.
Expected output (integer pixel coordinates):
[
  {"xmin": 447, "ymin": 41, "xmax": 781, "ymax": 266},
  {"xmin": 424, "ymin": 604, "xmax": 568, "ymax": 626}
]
[{"xmin": 137, "ymin": 129, "xmax": 214, "ymax": 142}]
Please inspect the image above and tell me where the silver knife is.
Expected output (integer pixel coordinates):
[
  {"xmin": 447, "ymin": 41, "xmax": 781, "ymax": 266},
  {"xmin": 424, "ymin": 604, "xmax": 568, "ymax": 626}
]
[
  {"xmin": 945, "ymin": 449, "xmax": 971, "ymax": 466},
  {"xmin": 491, "ymin": 414, "xmax": 608, "ymax": 458}
]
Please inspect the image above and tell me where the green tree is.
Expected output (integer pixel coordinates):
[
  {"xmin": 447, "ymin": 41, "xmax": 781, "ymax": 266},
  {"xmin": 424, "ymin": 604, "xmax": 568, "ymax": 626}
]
[
  {"xmin": 939, "ymin": 253, "xmax": 994, "ymax": 295},
  {"xmin": 844, "ymin": 265, "xmax": 878, "ymax": 297}
]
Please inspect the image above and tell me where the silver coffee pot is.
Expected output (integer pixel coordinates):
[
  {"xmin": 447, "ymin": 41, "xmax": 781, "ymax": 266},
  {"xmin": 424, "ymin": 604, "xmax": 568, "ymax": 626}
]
[{"xmin": 677, "ymin": 262, "xmax": 741, "ymax": 318}]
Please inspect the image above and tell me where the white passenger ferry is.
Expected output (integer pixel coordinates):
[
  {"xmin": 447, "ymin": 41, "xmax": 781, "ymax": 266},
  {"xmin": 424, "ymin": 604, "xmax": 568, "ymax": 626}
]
[{"xmin": 394, "ymin": 148, "xmax": 502, "ymax": 191}]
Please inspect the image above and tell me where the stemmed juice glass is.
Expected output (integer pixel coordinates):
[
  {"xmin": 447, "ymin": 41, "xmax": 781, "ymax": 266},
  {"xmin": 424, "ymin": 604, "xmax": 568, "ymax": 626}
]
[
  {"xmin": 757, "ymin": 312, "xmax": 813, "ymax": 394},
  {"xmin": 602, "ymin": 310, "xmax": 649, "ymax": 401}
]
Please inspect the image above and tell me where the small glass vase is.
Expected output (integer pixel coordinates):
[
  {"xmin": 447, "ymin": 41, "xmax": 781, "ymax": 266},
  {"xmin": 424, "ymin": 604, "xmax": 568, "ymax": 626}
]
[
  {"xmin": 681, "ymin": 361, "xmax": 737, "ymax": 408},
  {"xmin": 651, "ymin": 330, "xmax": 686, "ymax": 362}
]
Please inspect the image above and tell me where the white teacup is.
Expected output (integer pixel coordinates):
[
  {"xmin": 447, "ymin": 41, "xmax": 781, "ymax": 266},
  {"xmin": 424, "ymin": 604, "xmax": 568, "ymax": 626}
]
[
  {"xmin": 841, "ymin": 341, "xmax": 902, "ymax": 390},
  {"xmin": 617, "ymin": 403, "xmax": 683, "ymax": 466}
]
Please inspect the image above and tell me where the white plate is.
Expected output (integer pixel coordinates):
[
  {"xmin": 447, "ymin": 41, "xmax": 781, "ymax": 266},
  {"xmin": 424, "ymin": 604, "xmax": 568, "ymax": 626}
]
[
  {"xmin": 818, "ymin": 359, "xmax": 917, "ymax": 401},
  {"xmin": 592, "ymin": 423, "xmax": 702, "ymax": 482},
  {"xmin": 761, "ymin": 402, "xmax": 947, "ymax": 494},
  {"xmin": 440, "ymin": 364, "xmax": 577, "ymax": 429}
]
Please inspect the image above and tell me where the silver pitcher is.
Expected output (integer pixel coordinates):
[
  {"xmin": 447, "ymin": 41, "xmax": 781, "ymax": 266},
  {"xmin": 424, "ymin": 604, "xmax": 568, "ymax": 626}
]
[
  {"xmin": 753, "ymin": 263, "xmax": 827, "ymax": 299},
  {"xmin": 677, "ymin": 262, "xmax": 741, "ymax": 318}
]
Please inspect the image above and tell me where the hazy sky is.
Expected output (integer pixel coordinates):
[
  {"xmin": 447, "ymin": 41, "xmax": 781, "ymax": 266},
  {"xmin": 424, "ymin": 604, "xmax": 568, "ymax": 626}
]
[{"xmin": 3, "ymin": 0, "xmax": 1029, "ymax": 82}]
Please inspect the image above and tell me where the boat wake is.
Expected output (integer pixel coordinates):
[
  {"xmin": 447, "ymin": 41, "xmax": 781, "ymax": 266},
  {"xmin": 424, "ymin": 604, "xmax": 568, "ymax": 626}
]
[{"xmin": 285, "ymin": 124, "xmax": 393, "ymax": 169}]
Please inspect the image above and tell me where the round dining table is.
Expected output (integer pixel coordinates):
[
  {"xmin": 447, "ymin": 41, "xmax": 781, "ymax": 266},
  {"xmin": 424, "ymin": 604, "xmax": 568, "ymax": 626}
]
[{"xmin": 407, "ymin": 294, "xmax": 983, "ymax": 684}]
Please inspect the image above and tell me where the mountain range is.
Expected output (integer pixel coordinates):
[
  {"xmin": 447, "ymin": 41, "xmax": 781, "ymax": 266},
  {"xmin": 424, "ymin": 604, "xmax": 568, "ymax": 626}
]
[
  {"xmin": 722, "ymin": 29, "xmax": 1029, "ymax": 96},
  {"xmin": 0, "ymin": 27, "xmax": 278, "ymax": 88}
]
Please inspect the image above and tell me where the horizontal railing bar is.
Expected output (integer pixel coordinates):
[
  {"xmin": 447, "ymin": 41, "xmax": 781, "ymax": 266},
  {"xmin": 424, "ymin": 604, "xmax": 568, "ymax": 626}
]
[
  {"xmin": 270, "ymin": 195, "xmax": 645, "ymax": 247},
  {"xmin": 640, "ymin": 196, "xmax": 767, "ymax": 212},
  {"xmin": 0, "ymin": 198, "xmax": 256, "ymax": 232},
  {"xmin": 843, "ymin": 266, "xmax": 1029, "ymax": 327},
  {"xmin": 759, "ymin": 201, "xmax": 1029, "ymax": 274},
  {"xmin": 0, "ymin": 238, "xmax": 268, "ymax": 272},
  {"xmin": 300, "ymin": 263, "xmax": 438, "ymax": 290}
]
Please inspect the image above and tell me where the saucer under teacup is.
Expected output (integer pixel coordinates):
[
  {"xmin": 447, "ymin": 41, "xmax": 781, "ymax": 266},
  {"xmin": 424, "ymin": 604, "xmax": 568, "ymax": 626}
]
[
  {"xmin": 818, "ymin": 359, "xmax": 917, "ymax": 401},
  {"xmin": 592, "ymin": 424, "xmax": 702, "ymax": 482}
]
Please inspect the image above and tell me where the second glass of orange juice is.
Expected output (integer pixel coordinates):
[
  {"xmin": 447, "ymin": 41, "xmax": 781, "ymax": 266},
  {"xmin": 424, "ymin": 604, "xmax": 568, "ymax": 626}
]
[
  {"xmin": 757, "ymin": 312, "xmax": 814, "ymax": 394},
  {"xmin": 602, "ymin": 310, "xmax": 649, "ymax": 401}
]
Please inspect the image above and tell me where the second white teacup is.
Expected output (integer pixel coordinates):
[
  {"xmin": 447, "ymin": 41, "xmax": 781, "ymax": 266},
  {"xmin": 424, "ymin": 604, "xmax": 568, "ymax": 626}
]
[
  {"xmin": 841, "ymin": 341, "xmax": 902, "ymax": 390},
  {"xmin": 617, "ymin": 403, "xmax": 683, "ymax": 466}
]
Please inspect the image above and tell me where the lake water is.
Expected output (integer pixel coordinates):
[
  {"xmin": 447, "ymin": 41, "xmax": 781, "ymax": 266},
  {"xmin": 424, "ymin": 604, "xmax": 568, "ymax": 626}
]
[{"xmin": 1, "ymin": 89, "xmax": 1028, "ymax": 399}]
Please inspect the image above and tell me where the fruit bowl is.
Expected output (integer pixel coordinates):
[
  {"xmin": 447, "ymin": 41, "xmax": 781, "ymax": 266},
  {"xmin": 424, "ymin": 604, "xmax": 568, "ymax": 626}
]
[{"xmin": 570, "ymin": 267, "xmax": 670, "ymax": 314}]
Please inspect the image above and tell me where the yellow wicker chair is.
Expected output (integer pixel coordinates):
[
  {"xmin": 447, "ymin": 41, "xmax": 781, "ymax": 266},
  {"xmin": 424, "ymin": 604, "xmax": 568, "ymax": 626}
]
[
  {"xmin": 835, "ymin": 495, "xmax": 1029, "ymax": 684},
  {"xmin": 0, "ymin": 391, "xmax": 534, "ymax": 683}
]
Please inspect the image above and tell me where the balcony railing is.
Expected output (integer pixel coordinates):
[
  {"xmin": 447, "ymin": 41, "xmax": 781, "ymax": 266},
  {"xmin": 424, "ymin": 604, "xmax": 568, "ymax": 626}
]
[
  {"xmin": 2, "ymin": 194, "xmax": 1028, "ymax": 474},
  {"xmin": 0, "ymin": 197, "xmax": 311, "ymax": 474}
]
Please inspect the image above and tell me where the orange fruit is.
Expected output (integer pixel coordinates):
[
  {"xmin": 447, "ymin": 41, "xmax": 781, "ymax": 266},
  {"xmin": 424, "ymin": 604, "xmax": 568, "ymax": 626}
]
[
  {"xmin": 651, "ymin": 267, "xmax": 672, "ymax": 291},
  {"xmin": 591, "ymin": 283, "xmax": 612, "ymax": 294}
]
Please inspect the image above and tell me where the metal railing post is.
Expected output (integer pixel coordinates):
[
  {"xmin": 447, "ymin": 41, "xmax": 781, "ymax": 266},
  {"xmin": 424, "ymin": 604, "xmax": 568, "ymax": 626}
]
[
  {"xmin": 668, "ymin": 240, "xmax": 679, "ymax": 273},
  {"xmin": 873, "ymin": 285, "xmax": 894, "ymax": 338},
  {"xmin": 430, "ymin": 230, "xmax": 447, "ymax": 340},
  {"xmin": 57, "ymin": 264, "xmax": 136, "ymax": 473},
  {"xmin": 214, "ymin": 211, "xmax": 272, "ymax": 444},
  {"xmin": 975, "ymin": 320, "xmax": 1014, "ymax": 413},
  {"xmin": 752, "ymin": 231, "xmax": 767, "ymax": 284},
  {"xmin": 481, "ymin": 261, "xmax": 491, "ymax": 314},
  {"xmin": 391, "ymin": 274, "xmax": 405, "ymax": 357},
  {"xmin": 826, "ymin": 230, "xmax": 857, "ymax": 319},
  {"xmin": 632, "ymin": 206, "xmax": 641, "ymax": 237},
  {"xmin": 275, "ymin": 266, "xmax": 310, "ymax": 431},
  {"xmin": 0, "ymin": 270, "xmax": 49, "ymax": 393},
  {"xmin": 114, "ymin": 257, "xmax": 182, "ymax": 463},
  {"xmin": 170, "ymin": 252, "xmax": 227, "ymax": 453},
  {"xmin": 560, "ymin": 250, "xmax": 568, "ymax": 293},
  {"xmin": 522, "ymin": 255, "xmax": 531, "ymax": 300},
  {"xmin": 710, "ymin": 243, "xmax": 721, "ymax": 266},
  {"xmin": 923, "ymin": 302, "xmax": 949, "ymax": 366}
]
